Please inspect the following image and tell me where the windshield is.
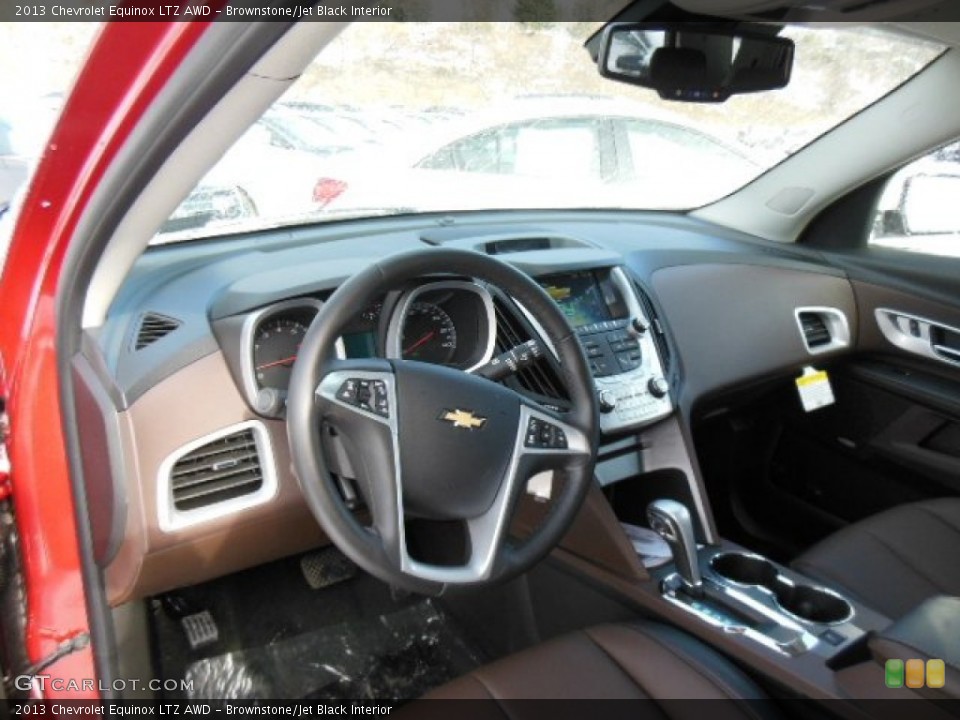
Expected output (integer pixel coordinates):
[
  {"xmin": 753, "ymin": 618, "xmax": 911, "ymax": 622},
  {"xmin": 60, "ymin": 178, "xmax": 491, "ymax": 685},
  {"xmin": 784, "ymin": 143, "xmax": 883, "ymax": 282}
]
[{"xmin": 156, "ymin": 22, "xmax": 943, "ymax": 243}]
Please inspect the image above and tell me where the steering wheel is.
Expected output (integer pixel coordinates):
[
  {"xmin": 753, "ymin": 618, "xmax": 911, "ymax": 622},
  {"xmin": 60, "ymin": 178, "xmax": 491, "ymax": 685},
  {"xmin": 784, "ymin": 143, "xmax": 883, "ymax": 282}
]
[{"xmin": 287, "ymin": 248, "xmax": 599, "ymax": 594}]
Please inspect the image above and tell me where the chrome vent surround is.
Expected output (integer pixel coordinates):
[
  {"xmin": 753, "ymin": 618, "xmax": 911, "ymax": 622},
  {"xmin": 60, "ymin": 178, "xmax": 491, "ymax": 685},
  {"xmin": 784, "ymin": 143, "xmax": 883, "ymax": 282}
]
[
  {"xmin": 158, "ymin": 421, "xmax": 278, "ymax": 532},
  {"xmin": 794, "ymin": 307, "xmax": 851, "ymax": 355},
  {"xmin": 135, "ymin": 313, "xmax": 181, "ymax": 350},
  {"xmin": 172, "ymin": 429, "xmax": 262, "ymax": 511},
  {"xmin": 492, "ymin": 297, "xmax": 566, "ymax": 402}
]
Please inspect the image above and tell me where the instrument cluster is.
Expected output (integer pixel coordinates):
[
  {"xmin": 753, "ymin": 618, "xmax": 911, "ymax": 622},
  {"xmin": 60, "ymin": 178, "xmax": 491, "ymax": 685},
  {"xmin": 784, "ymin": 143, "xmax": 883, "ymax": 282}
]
[{"xmin": 242, "ymin": 280, "xmax": 496, "ymax": 416}]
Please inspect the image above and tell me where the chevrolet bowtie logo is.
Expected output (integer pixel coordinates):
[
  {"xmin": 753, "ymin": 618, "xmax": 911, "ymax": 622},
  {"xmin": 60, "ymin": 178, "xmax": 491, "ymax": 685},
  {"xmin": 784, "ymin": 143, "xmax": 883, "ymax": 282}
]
[{"xmin": 439, "ymin": 409, "xmax": 487, "ymax": 430}]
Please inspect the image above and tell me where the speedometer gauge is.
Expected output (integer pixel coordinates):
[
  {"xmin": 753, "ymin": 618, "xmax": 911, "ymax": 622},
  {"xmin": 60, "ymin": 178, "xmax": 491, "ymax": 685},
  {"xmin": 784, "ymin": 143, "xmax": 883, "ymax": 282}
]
[
  {"xmin": 253, "ymin": 317, "xmax": 309, "ymax": 390},
  {"xmin": 401, "ymin": 302, "xmax": 457, "ymax": 364}
]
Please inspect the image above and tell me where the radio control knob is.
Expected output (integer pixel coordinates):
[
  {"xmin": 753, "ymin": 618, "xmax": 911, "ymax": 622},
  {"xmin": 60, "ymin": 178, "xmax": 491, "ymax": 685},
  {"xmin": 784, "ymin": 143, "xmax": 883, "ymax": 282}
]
[
  {"xmin": 598, "ymin": 390, "xmax": 617, "ymax": 414},
  {"xmin": 630, "ymin": 316, "xmax": 650, "ymax": 336},
  {"xmin": 648, "ymin": 377, "xmax": 669, "ymax": 399}
]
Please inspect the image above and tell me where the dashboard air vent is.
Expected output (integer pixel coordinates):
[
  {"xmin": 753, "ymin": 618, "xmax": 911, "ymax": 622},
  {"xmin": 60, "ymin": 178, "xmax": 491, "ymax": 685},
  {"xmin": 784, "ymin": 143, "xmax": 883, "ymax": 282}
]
[
  {"xmin": 171, "ymin": 428, "xmax": 263, "ymax": 512},
  {"xmin": 798, "ymin": 312, "xmax": 831, "ymax": 349},
  {"xmin": 492, "ymin": 298, "xmax": 566, "ymax": 402},
  {"xmin": 632, "ymin": 282, "xmax": 671, "ymax": 371},
  {"xmin": 135, "ymin": 313, "xmax": 181, "ymax": 350}
]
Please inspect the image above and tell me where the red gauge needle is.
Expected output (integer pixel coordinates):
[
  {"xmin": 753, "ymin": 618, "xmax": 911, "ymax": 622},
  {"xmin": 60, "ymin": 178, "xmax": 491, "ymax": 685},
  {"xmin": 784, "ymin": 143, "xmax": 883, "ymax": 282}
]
[
  {"xmin": 256, "ymin": 355, "xmax": 298, "ymax": 371},
  {"xmin": 404, "ymin": 331, "xmax": 435, "ymax": 355}
]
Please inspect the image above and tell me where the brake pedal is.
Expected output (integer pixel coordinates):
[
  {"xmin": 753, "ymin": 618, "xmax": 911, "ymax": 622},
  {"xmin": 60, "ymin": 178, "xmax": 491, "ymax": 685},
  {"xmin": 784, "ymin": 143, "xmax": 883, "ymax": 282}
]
[
  {"xmin": 300, "ymin": 548, "xmax": 357, "ymax": 590},
  {"xmin": 181, "ymin": 610, "xmax": 219, "ymax": 651}
]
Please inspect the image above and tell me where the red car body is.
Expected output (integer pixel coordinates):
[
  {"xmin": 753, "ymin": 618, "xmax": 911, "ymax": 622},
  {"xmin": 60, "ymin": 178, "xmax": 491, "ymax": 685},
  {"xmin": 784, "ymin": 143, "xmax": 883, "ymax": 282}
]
[{"xmin": 0, "ymin": 20, "xmax": 215, "ymax": 699}]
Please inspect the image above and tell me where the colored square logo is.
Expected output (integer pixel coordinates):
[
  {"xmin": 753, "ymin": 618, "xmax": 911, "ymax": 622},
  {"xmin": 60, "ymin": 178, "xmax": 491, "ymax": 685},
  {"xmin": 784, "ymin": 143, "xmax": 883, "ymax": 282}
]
[
  {"xmin": 906, "ymin": 659, "xmax": 925, "ymax": 688},
  {"xmin": 927, "ymin": 659, "xmax": 946, "ymax": 689},
  {"xmin": 885, "ymin": 659, "xmax": 904, "ymax": 688}
]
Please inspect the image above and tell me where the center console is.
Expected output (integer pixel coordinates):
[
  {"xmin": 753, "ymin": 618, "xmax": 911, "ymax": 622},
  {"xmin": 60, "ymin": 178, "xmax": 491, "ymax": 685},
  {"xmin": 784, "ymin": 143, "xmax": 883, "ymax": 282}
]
[
  {"xmin": 517, "ymin": 485, "xmax": 900, "ymax": 709},
  {"xmin": 646, "ymin": 497, "xmax": 862, "ymax": 659},
  {"xmin": 536, "ymin": 267, "xmax": 673, "ymax": 435},
  {"xmin": 511, "ymin": 263, "xmax": 921, "ymax": 709}
]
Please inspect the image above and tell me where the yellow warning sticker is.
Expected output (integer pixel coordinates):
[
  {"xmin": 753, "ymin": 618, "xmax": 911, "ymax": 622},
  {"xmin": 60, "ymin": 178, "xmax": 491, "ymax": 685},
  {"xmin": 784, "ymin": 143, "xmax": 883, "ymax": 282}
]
[
  {"xmin": 796, "ymin": 367, "xmax": 835, "ymax": 412},
  {"xmin": 796, "ymin": 371, "xmax": 829, "ymax": 388}
]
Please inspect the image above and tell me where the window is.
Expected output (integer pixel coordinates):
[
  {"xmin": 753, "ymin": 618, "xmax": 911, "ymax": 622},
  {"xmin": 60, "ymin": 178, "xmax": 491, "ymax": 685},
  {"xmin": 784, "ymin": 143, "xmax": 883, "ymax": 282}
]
[
  {"xmin": 622, "ymin": 119, "xmax": 760, "ymax": 207},
  {"xmin": 871, "ymin": 141, "xmax": 960, "ymax": 258},
  {"xmin": 624, "ymin": 120, "xmax": 744, "ymax": 171},
  {"xmin": 512, "ymin": 118, "xmax": 600, "ymax": 180},
  {"xmin": 419, "ymin": 127, "xmax": 512, "ymax": 173},
  {"xmin": 419, "ymin": 118, "xmax": 601, "ymax": 179},
  {"xmin": 152, "ymin": 22, "xmax": 944, "ymax": 241}
]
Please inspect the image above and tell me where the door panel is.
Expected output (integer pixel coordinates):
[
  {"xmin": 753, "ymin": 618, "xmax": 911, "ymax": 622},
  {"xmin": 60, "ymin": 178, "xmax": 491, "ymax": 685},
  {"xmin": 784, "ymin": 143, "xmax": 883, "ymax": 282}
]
[
  {"xmin": 841, "ymin": 279, "xmax": 960, "ymax": 495},
  {"xmin": 753, "ymin": 141, "xmax": 960, "ymax": 555},
  {"xmin": 693, "ymin": 268, "xmax": 960, "ymax": 559}
]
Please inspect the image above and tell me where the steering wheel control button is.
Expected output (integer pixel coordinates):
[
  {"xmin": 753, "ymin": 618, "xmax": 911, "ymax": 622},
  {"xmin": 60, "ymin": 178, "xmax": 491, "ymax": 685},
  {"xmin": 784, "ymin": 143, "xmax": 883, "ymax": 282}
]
[
  {"xmin": 525, "ymin": 417, "xmax": 568, "ymax": 450},
  {"xmin": 356, "ymin": 379, "xmax": 374, "ymax": 412},
  {"xmin": 337, "ymin": 379, "xmax": 359, "ymax": 403},
  {"xmin": 336, "ymin": 378, "xmax": 390, "ymax": 417},
  {"xmin": 371, "ymin": 380, "xmax": 390, "ymax": 416}
]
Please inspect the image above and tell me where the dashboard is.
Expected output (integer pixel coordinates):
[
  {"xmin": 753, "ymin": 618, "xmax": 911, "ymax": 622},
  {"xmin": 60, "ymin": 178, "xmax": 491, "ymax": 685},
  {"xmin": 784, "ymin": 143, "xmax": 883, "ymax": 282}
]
[
  {"xmin": 220, "ymin": 265, "xmax": 672, "ymax": 434},
  {"xmin": 86, "ymin": 211, "xmax": 857, "ymax": 604}
]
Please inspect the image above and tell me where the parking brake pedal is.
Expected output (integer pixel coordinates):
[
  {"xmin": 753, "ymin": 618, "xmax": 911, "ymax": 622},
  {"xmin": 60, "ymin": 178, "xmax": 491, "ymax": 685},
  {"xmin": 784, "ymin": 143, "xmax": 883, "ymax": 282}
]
[
  {"xmin": 181, "ymin": 610, "xmax": 219, "ymax": 651},
  {"xmin": 300, "ymin": 548, "xmax": 357, "ymax": 590}
]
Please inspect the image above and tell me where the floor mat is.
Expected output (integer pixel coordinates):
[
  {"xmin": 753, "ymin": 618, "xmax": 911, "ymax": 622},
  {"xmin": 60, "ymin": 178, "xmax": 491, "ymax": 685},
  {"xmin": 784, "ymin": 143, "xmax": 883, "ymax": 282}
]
[{"xmin": 182, "ymin": 599, "xmax": 481, "ymax": 700}]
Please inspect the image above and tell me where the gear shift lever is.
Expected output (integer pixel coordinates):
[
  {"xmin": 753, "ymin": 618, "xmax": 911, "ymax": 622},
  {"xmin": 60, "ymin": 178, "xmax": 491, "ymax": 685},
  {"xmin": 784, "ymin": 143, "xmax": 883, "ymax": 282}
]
[{"xmin": 647, "ymin": 499, "xmax": 702, "ymax": 594}]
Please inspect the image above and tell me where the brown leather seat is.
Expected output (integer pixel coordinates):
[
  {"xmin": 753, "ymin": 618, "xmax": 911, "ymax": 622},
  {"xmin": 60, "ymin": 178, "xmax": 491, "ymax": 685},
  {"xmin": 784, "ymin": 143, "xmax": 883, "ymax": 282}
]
[
  {"xmin": 793, "ymin": 498, "xmax": 960, "ymax": 619},
  {"xmin": 414, "ymin": 621, "xmax": 782, "ymax": 714}
]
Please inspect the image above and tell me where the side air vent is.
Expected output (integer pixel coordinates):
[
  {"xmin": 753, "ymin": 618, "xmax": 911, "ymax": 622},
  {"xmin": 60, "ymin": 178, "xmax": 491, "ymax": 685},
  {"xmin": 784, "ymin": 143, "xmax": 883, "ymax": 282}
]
[
  {"xmin": 492, "ymin": 298, "xmax": 566, "ymax": 402},
  {"xmin": 794, "ymin": 307, "xmax": 851, "ymax": 355},
  {"xmin": 798, "ymin": 312, "xmax": 831, "ymax": 348},
  {"xmin": 135, "ymin": 313, "xmax": 181, "ymax": 350},
  {"xmin": 160, "ymin": 422, "xmax": 277, "ymax": 531},
  {"xmin": 632, "ymin": 282, "xmax": 671, "ymax": 371}
]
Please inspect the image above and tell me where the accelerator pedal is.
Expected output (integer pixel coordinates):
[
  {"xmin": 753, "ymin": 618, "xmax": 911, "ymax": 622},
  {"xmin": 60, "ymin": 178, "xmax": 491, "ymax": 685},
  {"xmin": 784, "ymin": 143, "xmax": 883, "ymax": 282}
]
[{"xmin": 300, "ymin": 548, "xmax": 357, "ymax": 590}]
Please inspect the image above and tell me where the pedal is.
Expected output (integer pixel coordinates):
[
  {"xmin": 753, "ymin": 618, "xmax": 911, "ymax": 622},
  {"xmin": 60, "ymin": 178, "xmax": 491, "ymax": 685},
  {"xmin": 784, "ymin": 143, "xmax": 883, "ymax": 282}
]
[
  {"xmin": 299, "ymin": 548, "xmax": 357, "ymax": 590},
  {"xmin": 181, "ymin": 610, "xmax": 218, "ymax": 651}
]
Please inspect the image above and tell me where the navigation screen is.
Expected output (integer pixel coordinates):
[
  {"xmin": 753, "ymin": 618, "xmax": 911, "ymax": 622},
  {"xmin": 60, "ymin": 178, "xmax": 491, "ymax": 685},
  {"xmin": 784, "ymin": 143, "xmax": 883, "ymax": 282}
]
[{"xmin": 539, "ymin": 271, "xmax": 614, "ymax": 328}]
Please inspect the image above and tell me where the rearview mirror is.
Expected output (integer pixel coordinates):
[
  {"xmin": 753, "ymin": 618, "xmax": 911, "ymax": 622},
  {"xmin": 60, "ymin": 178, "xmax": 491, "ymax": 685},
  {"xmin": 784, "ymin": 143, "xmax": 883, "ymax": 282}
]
[{"xmin": 597, "ymin": 23, "xmax": 794, "ymax": 103}]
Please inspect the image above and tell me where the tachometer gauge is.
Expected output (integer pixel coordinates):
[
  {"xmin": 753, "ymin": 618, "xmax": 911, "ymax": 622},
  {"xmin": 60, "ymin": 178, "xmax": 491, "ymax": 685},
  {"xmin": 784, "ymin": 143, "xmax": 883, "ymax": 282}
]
[
  {"xmin": 401, "ymin": 302, "xmax": 457, "ymax": 364},
  {"xmin": 253, "ymin": 317, "xmax": 309, "ymax": 390}
]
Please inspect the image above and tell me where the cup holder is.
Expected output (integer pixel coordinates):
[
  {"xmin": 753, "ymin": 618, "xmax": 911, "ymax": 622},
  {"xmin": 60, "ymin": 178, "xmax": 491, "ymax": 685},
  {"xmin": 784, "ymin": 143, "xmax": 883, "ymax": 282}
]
[
  {"xmin": 775, "ymin": 584, "xmax": 853, "ymax": 625},
  {"xmin": 710, "ymin": 552, "xmax": 854, "ymax": 625},
  {"xmin": 710, "ymin": 552, "xmax": 779, "ymax": 587}
]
